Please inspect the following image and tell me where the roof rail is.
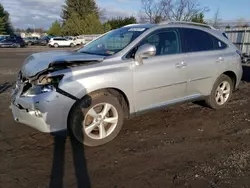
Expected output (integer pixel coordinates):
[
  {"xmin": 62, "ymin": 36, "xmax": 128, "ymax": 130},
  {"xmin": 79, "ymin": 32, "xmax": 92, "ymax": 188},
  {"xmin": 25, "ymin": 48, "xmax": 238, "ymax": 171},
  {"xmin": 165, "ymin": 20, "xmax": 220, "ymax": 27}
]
[
  {"xmin": 123, "ymin": 24, "xmax": 140, "ymax": 27},
  {"xmin": 159, "ymin": 21, "xmax": 216, "ymax": 30}
]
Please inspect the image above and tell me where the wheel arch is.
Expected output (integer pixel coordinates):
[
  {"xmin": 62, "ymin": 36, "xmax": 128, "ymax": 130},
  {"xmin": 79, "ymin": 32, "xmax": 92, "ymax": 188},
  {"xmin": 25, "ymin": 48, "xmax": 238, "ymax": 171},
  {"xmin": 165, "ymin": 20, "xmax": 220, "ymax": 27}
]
[
  {"xmin": 222, "ymin": 71, "xmax": 237, "ymax": 90},
  {"xmin": 67, "ymin": 87, "xmax": 131, "ymax": 128}
]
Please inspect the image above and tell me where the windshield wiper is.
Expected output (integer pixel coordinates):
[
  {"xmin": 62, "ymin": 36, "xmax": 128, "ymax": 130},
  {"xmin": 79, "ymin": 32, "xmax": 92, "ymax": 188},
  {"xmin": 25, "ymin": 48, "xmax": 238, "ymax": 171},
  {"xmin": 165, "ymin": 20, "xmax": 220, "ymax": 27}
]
[{"xmin": 79, "ymin": 51, "xmax": 107, "ymax": 56}]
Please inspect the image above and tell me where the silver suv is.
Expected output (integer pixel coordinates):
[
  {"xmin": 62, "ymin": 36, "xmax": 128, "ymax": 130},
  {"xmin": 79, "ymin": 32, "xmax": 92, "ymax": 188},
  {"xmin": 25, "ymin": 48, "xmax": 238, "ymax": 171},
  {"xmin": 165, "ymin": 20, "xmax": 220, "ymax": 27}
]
[{"xmin": 10, "ymin": 22, "xmax": 242, "ymax": 146}]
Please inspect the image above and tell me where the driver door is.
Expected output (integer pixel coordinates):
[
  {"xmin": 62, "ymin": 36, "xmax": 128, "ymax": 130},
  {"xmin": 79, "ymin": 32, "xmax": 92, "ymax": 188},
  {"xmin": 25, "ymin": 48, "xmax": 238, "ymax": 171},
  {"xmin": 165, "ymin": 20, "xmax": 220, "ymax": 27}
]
[{"xmin": 133, "ymin": 29, "xmax": 188, "ymax": 112}]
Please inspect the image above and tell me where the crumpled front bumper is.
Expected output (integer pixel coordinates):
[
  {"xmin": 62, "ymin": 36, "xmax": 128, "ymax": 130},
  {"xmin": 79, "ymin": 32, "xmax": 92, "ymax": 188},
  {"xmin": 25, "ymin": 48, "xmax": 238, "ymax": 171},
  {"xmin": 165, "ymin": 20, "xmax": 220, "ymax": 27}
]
[{"xmin": 10, "ymin": 86, "xmax": 76, "ymax": 133}]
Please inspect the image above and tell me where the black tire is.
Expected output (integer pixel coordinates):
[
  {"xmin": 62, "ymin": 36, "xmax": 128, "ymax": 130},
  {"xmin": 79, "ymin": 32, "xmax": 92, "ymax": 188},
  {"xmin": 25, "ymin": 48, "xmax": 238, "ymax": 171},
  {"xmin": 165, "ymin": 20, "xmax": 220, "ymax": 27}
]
[
  {"xmin": 205, "ymin": 74, "xmax": 233, "ymax": 109},
  {"xmin": 28, "ymin": 42, "xmax": 32, "ymax": 46},
  {"xmin": 70, "ymin": 43, "xmax": 75, "ymax": 47},
  {"xmin": 54, "ymin": 43, "xmax": 59, "ymax": 48},
  {"xmin": 69, "ymin": 91, "xmax": 124, "ymax": 147}
]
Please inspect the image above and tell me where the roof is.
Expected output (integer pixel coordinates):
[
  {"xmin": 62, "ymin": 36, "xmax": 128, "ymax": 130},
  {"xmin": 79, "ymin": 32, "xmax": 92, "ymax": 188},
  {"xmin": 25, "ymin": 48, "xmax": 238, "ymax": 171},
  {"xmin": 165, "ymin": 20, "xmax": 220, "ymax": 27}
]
[{"xmin": 123, "ymin": 21, "xmax": 216, "ymax": 30}]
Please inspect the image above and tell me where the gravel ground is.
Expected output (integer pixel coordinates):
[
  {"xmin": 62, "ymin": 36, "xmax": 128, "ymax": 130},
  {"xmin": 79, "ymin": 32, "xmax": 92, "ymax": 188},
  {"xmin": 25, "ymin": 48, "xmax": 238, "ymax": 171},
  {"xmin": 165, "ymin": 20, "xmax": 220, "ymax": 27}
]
[{"xmin": 1, "ymin": 47, "xmax": 250, "ymax": 188}]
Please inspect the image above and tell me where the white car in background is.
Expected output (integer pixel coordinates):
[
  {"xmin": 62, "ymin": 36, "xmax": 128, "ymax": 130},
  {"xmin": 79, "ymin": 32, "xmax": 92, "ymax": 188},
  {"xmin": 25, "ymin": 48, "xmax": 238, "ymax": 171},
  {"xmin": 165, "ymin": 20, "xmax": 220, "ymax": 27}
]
[
  {"xmin": 65, "ymin": 36, "xmax": 86, "ymax": 46},
  {"xmin": 48, "ymin": 37, "xmax": 76, "ymax": 48}
]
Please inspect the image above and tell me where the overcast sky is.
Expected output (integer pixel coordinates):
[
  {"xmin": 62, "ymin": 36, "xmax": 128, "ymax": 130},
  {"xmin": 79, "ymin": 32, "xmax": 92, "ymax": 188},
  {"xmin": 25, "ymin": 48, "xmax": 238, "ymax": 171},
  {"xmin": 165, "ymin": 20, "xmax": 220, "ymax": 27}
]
[{"xmin": 1, "ymin": 0, "xmax": 250, "ymax": 29}]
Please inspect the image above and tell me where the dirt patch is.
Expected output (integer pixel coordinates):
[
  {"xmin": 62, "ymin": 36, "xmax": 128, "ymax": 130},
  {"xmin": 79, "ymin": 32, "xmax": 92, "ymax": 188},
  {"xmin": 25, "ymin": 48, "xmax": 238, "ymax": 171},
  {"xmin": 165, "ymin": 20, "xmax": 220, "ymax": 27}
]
[{"xmin": 1, "ymin": 48, "xmax": 250, "ymax": 188}]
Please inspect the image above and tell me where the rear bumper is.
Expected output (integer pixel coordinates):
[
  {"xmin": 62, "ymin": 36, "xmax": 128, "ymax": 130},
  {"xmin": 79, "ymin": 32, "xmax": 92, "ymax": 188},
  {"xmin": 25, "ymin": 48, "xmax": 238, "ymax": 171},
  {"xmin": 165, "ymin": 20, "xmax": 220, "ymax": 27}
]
[{"xmin": 10, "ymin": 90, "xmax": 75, "ymax": 133}]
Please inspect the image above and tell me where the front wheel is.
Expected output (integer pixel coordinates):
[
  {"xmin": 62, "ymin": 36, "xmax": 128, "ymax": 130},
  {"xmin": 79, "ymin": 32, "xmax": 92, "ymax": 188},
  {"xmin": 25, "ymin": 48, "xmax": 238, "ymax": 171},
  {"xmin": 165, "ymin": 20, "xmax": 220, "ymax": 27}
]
[
  {"xmin": 205, "ymin": 74, "xmax": 233, "ymax": 109},
  {"xmin": 70, "ymin": 43, "xmax": 75, "ymax": 47},
  {"xmin": 69, "ymin": 91, "xmax": 124, "ymax": 147},
  {"xmin": 54, "ymin": 43, "xmax": 59, "ymax": 48}
]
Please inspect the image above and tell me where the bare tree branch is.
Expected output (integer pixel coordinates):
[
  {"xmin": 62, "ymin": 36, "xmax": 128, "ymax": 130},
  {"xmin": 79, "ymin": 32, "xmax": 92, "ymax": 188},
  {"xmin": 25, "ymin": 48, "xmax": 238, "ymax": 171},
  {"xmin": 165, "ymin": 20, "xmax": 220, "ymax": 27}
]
[
  {"xmin": 213, "ymin": 8, "xmax": 221, "ymax": 28},
  {"xmin": 140, "ymin": 0, "xmax": 209, "ymax": 23}
]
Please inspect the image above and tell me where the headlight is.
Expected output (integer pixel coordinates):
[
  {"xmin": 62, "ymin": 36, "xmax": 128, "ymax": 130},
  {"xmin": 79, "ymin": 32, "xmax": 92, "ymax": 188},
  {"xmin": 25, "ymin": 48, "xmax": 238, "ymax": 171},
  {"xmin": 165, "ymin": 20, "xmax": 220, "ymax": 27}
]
[
  {"xmin": 23, "ymin": 85, "xmax": 55, "ymax": 97},
  {"xmin": 35, "ymin": 75, "xmax": 63, "ymax": 86},
  {"xmin": 23, "ymin": 75, "xmax": 64, "ymax": 97},
  {"xmin": 41, "ymin": 85, "xmax": 54, "ymax": 93}
]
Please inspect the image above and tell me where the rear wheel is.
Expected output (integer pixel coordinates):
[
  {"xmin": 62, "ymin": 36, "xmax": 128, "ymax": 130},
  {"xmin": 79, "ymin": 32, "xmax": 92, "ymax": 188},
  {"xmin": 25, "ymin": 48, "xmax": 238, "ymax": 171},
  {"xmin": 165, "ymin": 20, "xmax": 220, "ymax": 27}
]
[
  {"xmin": 205, "ymin": 74, "xmax": 233, "ymax": 109},
  {"xmin": 54, "ymin": 43, "xmax": 59, "ymax": 48},
  {"xmin": 70, "ymin": 43, "xmax": 75, "ymax": 47},
  {"xmin": 69, "ymin": 91, "xmax": 124, "ymax": 147}
]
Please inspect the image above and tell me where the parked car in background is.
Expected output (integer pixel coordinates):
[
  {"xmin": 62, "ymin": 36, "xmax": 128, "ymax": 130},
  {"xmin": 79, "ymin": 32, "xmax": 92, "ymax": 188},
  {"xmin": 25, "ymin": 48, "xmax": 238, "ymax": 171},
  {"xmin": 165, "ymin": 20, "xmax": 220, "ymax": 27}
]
[
  {"xmin": 10, "ymin": 22, "xmax": 242, "ymax": 147},
  {"xmin": 65, "ymin": 36, "xmax": 86, "ymax": 45},
  {"xmin": 48, "ymin": 37, "xmax": 76, "ymax": 48},
  {"xmin": 38, "ymin": 35, "xmax": 55, "ymax": 46},
  {"xmin": 75, "ymin": 36, "xmax": 86, "ymax": 45},
  {"xmin": 0, "ymin": 36, "xmax": 25, "ymax": 48},
  {"xmin": 24, "ymin": 37, "xmax": 40, "ymax": 46},
  {"xmin": 0, "ymin": 35, "xmax": 8, "ymax": 41}
]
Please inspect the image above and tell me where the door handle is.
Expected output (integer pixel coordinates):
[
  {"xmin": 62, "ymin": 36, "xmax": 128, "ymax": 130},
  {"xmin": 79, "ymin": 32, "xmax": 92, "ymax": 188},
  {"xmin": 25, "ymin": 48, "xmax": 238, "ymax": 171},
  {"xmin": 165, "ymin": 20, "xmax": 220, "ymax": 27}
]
[
  {"xmin": 175, "ymin": 62, "xmax": 187, "ymax": 68},
  {"xmin": 216, "ymin": 57, "xmax": 224, "ymax": 63}
]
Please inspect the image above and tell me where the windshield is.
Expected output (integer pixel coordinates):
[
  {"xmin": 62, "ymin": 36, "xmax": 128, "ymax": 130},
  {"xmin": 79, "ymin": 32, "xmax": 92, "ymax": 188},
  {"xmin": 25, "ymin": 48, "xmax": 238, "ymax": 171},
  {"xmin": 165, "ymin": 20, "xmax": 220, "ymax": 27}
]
[{"xmin": 78, "ymin": 27, "xmax": 148, "ymax": 56}]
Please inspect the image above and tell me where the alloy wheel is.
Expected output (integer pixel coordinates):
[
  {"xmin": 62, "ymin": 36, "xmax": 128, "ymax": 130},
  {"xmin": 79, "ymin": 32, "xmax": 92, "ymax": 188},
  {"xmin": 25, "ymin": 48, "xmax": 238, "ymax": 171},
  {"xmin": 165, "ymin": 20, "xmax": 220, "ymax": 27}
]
[
  {"xmin": 83, "ymin": 103, "xmax": 119, "ymax": 140},
  {"xmin": 215, "ymin": 81, "xmax": 231, "ymax": 105}
]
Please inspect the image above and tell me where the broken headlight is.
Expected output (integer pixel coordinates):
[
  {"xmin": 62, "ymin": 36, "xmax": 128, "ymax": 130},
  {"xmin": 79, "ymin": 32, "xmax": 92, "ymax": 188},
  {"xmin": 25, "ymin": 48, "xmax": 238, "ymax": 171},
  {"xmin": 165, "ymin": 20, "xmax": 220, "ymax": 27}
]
[
  {"xmin": 41, "ymin": 85, "xmax": 55, "ymax": 93},
  {"xmin": 23, "ymin": 75, "xmax": 64, "ymax": 97},
  {"xmin": 35, "ymin": 75, "xmax": 64, "ymax": 86}
]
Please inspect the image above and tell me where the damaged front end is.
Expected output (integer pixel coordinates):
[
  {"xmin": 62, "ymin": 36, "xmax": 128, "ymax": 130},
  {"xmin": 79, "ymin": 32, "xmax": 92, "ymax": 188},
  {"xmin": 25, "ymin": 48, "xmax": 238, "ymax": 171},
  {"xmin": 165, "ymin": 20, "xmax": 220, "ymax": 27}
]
[
  {"xmin": 10, "ymin": 51, "xmax": 105, "ymax": 133},
  {"xmin": 10, "ymin": 69, "xmax": 75, "ymax": 133}
]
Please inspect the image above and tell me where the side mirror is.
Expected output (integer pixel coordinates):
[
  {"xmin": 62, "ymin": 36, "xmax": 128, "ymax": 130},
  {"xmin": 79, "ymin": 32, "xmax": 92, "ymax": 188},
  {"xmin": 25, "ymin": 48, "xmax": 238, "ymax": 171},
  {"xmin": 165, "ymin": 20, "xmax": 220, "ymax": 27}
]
[{"xmin": 135, "ymin": 44, "xmax": 156, "ymax": 65}]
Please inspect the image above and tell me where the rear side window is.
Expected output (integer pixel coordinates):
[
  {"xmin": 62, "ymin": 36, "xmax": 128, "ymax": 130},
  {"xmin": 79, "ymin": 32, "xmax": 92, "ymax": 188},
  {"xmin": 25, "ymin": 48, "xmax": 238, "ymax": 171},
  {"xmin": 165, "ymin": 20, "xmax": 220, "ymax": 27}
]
[
  {"xmin": 179, "ymin": 28, "xmax": 214, "ymax": 52},
  {"xmin": 54, "ymin": 38, "xmax": 63, "ymax": 41},
  {"xmin": 212, "ymin": 36, "xmax": 228, "ymax": 50},
  {"xmin": 222, "ymin": 32, "xmax": 228, "ymax": 39}
]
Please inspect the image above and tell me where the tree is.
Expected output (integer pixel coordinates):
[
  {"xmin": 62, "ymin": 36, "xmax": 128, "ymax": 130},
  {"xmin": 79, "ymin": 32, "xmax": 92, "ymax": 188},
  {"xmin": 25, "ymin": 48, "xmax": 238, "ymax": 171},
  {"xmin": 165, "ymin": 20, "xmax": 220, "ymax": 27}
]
[
  {"xmin": 139, "ymin": 0, "xmax": 209, "ymax": 23},
  {"xmin": 61, "ymin": 0, "xmax": 99, "ymax": 24},
  {"xmin": 191, "ymin": 13, "xmax": 205, "ymax": 23},
  {"xmin": 26, "ymin": 28, "xmax": 33, "ymax": 33},
  {"xmin": 236, "ymin": 18, "xmax": 248, "ymax": 27},
  {"xmin": 213, "ymin": 8, "xmax": 221, "ymax": 28},
  {"xmin": 0, "ymin": 3, "xmax": 13, "ymax": 35},
  {"xmin": 47, "ymin": 20, "xmax": 62, "ymax": 36},
  {"xmin": 61, "ymin": 0, "xmax": 104, "ymax": 35},
  {"xmin": 105, "ymin": 16, "xmax": 137, "ymax": 30},
  {"xmin": 102, "ymin": 23, "xmax": 112, "ymax": 32},
  {"xmin": 35, "ymin": 28, "xmax": 46, "ymax": 34},
  {"xmin": 0, "ymin": 17, "xmax": 6, "ymax": 35},
  {"xmin": 139, "ymin": 0, "xmax": 165, "ymax": 23},
  {"xmin": 62, "ymin": 13, "xmax": 104, "ymax": 35}
]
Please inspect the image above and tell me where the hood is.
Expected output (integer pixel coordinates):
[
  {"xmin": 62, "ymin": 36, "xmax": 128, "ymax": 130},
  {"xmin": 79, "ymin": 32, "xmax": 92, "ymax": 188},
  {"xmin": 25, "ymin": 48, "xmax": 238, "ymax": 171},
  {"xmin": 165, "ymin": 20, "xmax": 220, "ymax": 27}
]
[{"xmin": 21, "ymin": 50, "xmax": 105, "ymax": 77}]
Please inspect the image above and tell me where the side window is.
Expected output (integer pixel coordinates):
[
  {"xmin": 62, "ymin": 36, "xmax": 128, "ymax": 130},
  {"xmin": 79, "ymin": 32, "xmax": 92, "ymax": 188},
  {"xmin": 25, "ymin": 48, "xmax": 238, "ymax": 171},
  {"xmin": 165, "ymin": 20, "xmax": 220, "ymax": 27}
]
[
  {"xmin": 211, "ymin": 36, "xmax": 228, "ymax": 50},
  {"xmin": 180, "ymin": 28, "xmax": 214, "ymax": 52},
  {"xmin": 141, "ymin": 30, "xmax": 180, "ymax": 56}
]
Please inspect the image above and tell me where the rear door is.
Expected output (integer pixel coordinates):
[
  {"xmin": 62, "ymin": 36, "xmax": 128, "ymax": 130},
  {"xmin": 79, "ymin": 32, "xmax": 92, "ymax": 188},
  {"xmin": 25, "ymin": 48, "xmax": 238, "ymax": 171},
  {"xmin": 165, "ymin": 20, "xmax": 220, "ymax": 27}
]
[{"xmin": 178, "ymin": 28, "xmax": 228, "ymax": 96}]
